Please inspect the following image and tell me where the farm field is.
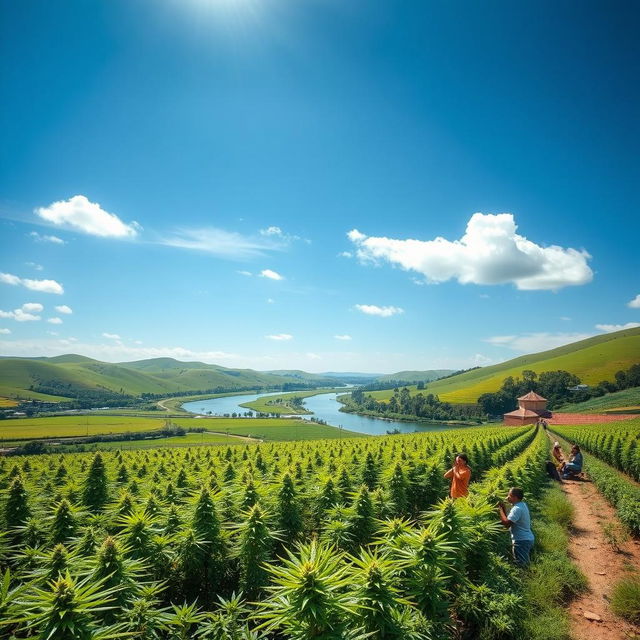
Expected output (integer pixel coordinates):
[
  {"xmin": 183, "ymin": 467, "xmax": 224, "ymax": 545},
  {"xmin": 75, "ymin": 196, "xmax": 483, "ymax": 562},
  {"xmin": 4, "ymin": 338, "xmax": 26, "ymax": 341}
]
[
  {"xmin": 0, "ymin": 422, "xmax": 569, "ymax": 640},
  {"xmin": 0, "ymin": 415, "xmax": 364, "ymax": 443}
]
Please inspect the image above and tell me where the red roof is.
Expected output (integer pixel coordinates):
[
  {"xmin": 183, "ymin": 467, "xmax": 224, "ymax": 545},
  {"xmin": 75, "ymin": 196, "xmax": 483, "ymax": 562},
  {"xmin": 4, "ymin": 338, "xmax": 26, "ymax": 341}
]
[
  {"xmin": 503, "ymin": 408, "xmax": 541, "ymax": 418},
  {"xmin": 517, "ymin": 391, "xmax": 547, "ymax": 402}
]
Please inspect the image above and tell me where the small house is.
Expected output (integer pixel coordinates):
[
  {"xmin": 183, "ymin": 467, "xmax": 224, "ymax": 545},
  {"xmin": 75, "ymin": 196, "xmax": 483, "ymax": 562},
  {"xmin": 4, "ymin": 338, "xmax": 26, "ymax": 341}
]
[{"xmin": 503, "ymin": 391, "xmax": 551, "ymax": 426}]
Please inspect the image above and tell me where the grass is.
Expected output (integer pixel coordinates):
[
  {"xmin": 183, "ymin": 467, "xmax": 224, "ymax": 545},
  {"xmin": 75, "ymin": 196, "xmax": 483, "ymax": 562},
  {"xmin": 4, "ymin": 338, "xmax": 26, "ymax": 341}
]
[
  {"xmin": 520, "ymin": 485, "xmax": 588, "ymax": 640},
  {"xmin": 367, "ymin": 328, "xmax": 640, "ymax": 404},
  {"xmin": 69, "ymin": 432, "xmax": 244, "ymax": 450},
  {"xmin": 239, "ymin": 388, "xmax": 345, "ymax": 415},
  {"xmin": 610, "ymin": 575, "xmax": 640, "ymax": 623},
  {"xmin": 0, "ymin": 414, "xmax": 366, "ymax": 443},
  {"xmin": 556, "ymin": 387, "xmax": 640, "ymax": 413}
]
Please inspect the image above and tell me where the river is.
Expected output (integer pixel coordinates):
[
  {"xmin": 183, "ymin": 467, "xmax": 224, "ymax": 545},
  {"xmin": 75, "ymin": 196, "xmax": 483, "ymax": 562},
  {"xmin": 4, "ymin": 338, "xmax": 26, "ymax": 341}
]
[{"xmin": 182, "ymin": 390, "xmax": 457, "ymax": 436}]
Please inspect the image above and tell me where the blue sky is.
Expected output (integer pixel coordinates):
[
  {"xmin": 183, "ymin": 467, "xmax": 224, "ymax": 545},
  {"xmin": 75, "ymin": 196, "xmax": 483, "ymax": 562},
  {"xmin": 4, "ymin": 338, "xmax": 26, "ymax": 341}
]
[{"xmin": 1, "ymin": 0, "xmax": 638, "ymax": 373}]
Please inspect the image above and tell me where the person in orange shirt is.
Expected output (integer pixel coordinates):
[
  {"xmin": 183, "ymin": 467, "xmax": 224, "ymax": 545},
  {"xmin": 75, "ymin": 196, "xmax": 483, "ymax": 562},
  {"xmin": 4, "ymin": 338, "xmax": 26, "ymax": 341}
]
[{"xmin": 444, "ymin": 453, "xmax": 471, "ymax": 498}]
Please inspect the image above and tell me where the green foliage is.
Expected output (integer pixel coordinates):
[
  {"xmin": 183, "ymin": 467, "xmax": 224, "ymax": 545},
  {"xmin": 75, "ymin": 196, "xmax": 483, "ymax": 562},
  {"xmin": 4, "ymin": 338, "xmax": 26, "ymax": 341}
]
[
  {"xmin": 4, "ymin": 474, "xmax": 30, "ymax": 530},
  {"xmin": 258, "ymin": 540, "xmax": 358, "ymax": 639},
  {"xmin": 610, "ymin": 575, "xmax": 640, "ymax": 622},
  {"xmin": 83, "ymin": 453, "xmax": 109, "ymax": 512}
]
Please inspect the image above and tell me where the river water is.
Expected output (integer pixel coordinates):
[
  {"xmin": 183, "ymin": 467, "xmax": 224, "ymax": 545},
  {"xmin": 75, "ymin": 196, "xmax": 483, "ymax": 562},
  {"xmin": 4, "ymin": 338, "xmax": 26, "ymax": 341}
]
[{"xmin": 182, "ymin": 390, "xmax": 455, "ymax": 436}]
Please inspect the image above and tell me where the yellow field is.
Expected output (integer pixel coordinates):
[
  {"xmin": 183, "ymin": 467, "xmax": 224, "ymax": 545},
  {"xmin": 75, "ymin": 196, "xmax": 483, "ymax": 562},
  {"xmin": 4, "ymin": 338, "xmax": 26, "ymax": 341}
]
[{"xmin": 0, "ymin": 397, "xmax": 18, "ymax": 407}]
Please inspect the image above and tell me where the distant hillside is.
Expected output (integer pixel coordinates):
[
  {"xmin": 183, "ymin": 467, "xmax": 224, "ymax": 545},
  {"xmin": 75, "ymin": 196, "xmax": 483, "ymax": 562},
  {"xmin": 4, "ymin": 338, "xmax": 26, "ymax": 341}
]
[
  {"xmin": 0, "ymin": 356, "xmax": 325, "ymax": 403},
  {"xmin": 377, "ymin": 370, "xmax": 455, "ymax": 384},
  {"xmin": 368, "ymin": 327, "xmax": 640, "ymax": 404}
]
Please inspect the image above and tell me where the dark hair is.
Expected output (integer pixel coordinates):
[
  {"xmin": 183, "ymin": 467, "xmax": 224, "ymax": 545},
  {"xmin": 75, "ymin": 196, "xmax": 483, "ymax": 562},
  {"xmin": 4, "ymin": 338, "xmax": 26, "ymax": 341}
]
[
  {"xmin": 455, "ymin": 453, "xmax": 469, "ymax": 464},
  {"xmin": 572, "ymin": 444, "xmax": 581, "ymax": 452},
  {"xmin": 509, "ymin": 487, "xmax": 524, "ymax": 500}
]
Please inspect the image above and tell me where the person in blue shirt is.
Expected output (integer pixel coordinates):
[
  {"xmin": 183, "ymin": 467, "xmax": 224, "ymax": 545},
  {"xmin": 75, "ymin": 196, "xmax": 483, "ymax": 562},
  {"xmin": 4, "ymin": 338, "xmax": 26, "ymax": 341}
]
[
  {"xmin": 498, "ymin": 487, "xmax": 535, "ymax": 566},
  {"xmin": 562, "ymin": 444, "xmax": 583, "ymax": 478}
]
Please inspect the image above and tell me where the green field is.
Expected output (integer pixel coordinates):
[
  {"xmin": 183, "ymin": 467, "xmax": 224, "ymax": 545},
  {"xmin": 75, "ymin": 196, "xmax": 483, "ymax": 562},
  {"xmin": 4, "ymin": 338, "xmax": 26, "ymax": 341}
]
[
  {"xmin": 239, "ymin": 388, "xmax": 345, "ymax": 415},
  {"xmin": 0, "ymin": 414, "xmax": 365, "ymax": 443},
  {"xmin": 368, "ymin": 327, "xmax": 640, "ymax": 404},
  {"xmin": 556, "ymin": 387, "xmax": 640, "ymax": 413}
]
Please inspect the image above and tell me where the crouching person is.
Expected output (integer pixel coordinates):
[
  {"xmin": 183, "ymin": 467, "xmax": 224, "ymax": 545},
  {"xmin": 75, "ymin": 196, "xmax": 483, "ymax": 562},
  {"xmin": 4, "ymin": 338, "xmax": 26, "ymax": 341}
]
[{"xmin": 498, "ymin": 487, "xmax": 535, "ymax": 566}]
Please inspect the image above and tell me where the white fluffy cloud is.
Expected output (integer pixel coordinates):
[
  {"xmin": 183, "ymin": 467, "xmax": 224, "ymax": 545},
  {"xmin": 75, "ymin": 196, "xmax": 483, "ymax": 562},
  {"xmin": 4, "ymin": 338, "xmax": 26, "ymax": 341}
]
[
  {"xmin": 55, "ymin": 305, "xmax": 73, "ymax": 314},
  {"xmin": 354, "ymin": 304, "xmax": 404, "ymax": 317},
  {"xmin": 348, "ymin": 213, "xmax": 593, "ymax": 291},
  {"xmin": 0, "ymin": 272, "xmax": 64, "ymax": 294},
  {"xmin": 265, "ymin": 333, "xmax": 293, "ymax": 341},
  {"xmin": 0, "ymin": 303, "xmax": 44, "ymax": 322},
  {"xmin": 0, "ymin": 328, "xmax": 11, "ymax": 334},
  {"xmin": 334, "ymin": 334, "xmax": 352, "ymax": 341},
  {"xmin": 595, "ymin": 322, "xmax": 640, "ymax": 333},
  {"xmin": 29, "ymin": 231, "xmax": 65, "ymax": 244},
  {"xmin": 102, "ymin": 332, "xmax": 121, "ymax": 340},
  {"xmin": 628, "ymin": 294, "xmax": 640, "ymax": 309},
  {"xmin": 22, "ymin": 303, "xmax": 44, "ymax": 313},
  {"xmin": 47, "ymin": 317, "xmax": 63, "ymax": 324},
  {"xmin": 260, "ymin": 269, "xmax": 284, "ymax": 281},
  {"xmin": 35, "ymin": 195, "xmax": 140, "ymax": 238}
]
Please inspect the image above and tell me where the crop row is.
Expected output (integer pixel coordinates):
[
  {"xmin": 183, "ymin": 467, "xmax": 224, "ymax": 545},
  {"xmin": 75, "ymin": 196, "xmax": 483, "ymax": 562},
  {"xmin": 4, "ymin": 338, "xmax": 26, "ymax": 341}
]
[
  {"xmin": 0, "ymin": 425, "xmax": 544, "ymax": 640},
  {"xmin": 550, "ymin": 424, "xmax": 640, "ymax": 534},
  {"xmin": 550, "ymin": 419, "xmax": 640, "ymax": 481}
]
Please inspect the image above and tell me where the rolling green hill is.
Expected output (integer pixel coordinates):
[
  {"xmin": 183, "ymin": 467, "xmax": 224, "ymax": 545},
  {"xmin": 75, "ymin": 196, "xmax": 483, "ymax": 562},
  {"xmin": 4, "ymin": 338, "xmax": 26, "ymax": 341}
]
[
  {"xmin": 0, "ymin": 356, "xmax": 325, "ymax": 403},
  {"xmin": 376, "ymin": 369, "xmax": 455, "ymax": 383},
  {"xmin": 368, "ymin": 327, "xmax": 640, "ymax": 404}
]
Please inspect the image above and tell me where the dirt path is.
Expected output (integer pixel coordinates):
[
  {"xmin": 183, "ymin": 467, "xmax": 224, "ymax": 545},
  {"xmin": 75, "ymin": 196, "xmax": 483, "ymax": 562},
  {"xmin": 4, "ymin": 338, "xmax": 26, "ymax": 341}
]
[{"xmin": 547, "ymin": 437, "xmax": 640, "ymax": 639}]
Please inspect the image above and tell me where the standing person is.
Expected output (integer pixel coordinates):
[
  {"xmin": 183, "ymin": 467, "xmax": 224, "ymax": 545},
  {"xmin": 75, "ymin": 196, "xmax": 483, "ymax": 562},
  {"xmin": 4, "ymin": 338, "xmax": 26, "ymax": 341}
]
[
  {"xmin": 498, "ymin": 487, "xmax": 535, "ymax": 566},
  {"xmin": 443, "ymin": 453, "xmax": 471, "ymax": 499}
]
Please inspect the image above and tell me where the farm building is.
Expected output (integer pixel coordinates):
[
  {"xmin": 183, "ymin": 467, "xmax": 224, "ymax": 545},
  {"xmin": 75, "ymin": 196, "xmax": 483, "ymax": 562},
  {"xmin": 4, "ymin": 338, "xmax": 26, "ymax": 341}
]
[{"xmin": 503, "ymin": 390, "xmax": 552, "ymax": 426}]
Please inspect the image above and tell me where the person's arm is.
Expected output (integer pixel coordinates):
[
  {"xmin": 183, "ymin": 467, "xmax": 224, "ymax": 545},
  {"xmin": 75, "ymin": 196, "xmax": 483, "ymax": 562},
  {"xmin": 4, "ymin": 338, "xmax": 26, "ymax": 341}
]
[
  {"xmin": 498, "ymin": 503, "xmax": 512, "ymax": 528},
  {"xmin": 444, "ymin": 468, "xmax": 454, "ymax": 479}
]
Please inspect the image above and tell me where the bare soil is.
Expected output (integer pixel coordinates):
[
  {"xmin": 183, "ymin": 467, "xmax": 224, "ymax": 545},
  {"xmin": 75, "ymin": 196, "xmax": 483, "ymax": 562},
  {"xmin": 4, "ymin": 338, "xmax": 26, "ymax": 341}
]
[{"xmin": 560, "ymin": 477, "xmax": 640, "ymax": 639}]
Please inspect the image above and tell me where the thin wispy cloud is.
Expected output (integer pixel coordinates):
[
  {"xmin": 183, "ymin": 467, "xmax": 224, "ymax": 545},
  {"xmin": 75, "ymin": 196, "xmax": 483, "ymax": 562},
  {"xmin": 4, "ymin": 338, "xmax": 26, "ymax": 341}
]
[
  {"xmin": 334, "ymin": 334, "xmax": 352, "ymax": 341},
  {"xmin": 35, "ymin": 195, "xmax": 140, "ymax": 238},
  {"xmin": 0, "ymin": 328, "xmax": 11, "ymax": 334},
  {"xmin": 484, "ymin": 332, "xmax": 594, "ymax": 352},
  {"xmin": 29, "ymin": 231, "xmax": 65, "ymax": 244},
  {"xmin": 348, "ymin": 213, "xmax": 593, "ymax": 291},
  {"xmin": 260, "ymin": 269, "xmax": 284, "ymax": 281},
  {"xmin": 47, "ymin": 317, "xmax": 63, "ymax": 324},
  {"xmin": 102, "ymin": 332, "xmax": 121, "ymax": 340},
  {"xmin": 265, "ymin": 333, "xmax": 293, "ymax": 341},
  {"xmin": 354, "ymin": 304, "xmax": 404, "ymax": 317},
  {"xmin": 26, "ymin": 262, "xmax": 44, "ymax": 270},
  {"xmin": 595, "ymin": 322, "xmax": 640, "ymax": 332},
  {"xmin": 162, "ymin": 227, "xmax": 281, "ymax": 260},
  {"xmin": 0, "ymin": 272, "xmax": 64, "ymax": 294},
  {"xmin": 260, "ymin": 225, "xmax": 309, "ymax": 244}
]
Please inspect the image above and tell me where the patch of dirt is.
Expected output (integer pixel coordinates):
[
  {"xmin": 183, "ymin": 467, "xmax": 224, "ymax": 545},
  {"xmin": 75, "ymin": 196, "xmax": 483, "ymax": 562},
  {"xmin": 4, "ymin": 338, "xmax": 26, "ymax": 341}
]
[{"xmin": 560, "ymin": 477, "xmax": 640, "ymax": 640}]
